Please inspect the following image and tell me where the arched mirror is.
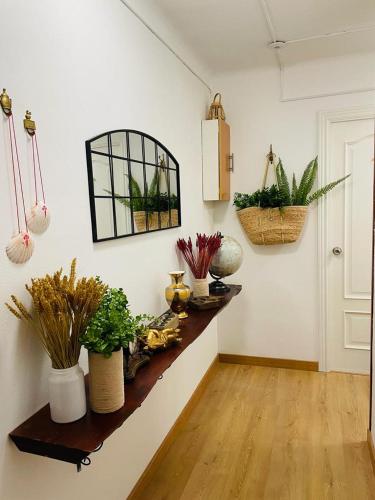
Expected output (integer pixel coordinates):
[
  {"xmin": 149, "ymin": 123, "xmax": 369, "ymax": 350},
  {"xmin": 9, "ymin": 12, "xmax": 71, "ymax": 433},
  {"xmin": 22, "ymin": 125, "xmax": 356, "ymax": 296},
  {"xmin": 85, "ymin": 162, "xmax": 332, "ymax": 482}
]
[{"xmin": 86, "ymin": 130, "xmax": 181, "ymax": 242}]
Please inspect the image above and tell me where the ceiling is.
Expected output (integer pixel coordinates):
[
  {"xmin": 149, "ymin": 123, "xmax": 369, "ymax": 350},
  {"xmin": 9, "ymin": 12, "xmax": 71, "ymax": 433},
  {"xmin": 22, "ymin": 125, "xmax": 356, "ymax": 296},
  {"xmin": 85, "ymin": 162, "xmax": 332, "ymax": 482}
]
[{"xmin": 150, "ymin": 0, "xmax": 375, "ymax": 73}]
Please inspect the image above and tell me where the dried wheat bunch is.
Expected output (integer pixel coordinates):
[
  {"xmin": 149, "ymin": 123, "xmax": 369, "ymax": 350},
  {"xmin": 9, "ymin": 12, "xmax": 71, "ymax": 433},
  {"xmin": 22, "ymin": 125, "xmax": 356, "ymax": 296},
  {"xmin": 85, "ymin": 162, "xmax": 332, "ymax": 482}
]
[{"xmin": 5, "ymin": 259, "xmax": 107, "ymax": 369}]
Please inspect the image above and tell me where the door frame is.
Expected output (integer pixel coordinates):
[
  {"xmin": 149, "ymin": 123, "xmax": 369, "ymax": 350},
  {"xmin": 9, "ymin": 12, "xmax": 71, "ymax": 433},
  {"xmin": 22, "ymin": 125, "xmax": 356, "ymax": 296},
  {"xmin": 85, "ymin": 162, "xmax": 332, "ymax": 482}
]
[{"xmin": 318, "ymin": 106, "xmax": 375, "ymax": 372}]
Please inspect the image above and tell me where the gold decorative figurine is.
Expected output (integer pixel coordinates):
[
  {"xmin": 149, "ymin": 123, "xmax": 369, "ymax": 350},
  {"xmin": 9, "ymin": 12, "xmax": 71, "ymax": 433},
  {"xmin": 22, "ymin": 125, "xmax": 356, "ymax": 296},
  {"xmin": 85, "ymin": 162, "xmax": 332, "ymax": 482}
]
[
  {"xmin": 24, "ymin": 110, "xmax": 36, "ymax": 136},
  {"xmin": 0, "ymin": 89, "xmax": 12, "ymax": 116},
  {"xmin": 141, "ymin": 328, "xmax": 182, "ymax": 352},
  {"xmin": 165, "ymin": 271, "xmax": 190, "ymax": 319}
]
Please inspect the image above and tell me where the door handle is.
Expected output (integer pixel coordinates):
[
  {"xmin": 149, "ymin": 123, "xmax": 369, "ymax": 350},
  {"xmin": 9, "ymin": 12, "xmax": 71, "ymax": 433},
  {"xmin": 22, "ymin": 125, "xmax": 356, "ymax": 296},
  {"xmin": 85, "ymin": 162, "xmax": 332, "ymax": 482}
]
[
  {"xmin": 228, "ymin": 154, "xmax": 234, "ymax": 172},
  {"xmin": 332, "ymin": 247, "xmax": 343, "ymax": 256}
]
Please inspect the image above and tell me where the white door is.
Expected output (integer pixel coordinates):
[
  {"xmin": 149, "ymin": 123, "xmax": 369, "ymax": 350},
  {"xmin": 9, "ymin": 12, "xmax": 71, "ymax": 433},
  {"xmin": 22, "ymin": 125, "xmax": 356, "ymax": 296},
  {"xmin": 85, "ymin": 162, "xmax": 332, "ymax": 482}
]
[{"xmin": 326, "ymin": 117, "xmax": 374, "ymax": 374}]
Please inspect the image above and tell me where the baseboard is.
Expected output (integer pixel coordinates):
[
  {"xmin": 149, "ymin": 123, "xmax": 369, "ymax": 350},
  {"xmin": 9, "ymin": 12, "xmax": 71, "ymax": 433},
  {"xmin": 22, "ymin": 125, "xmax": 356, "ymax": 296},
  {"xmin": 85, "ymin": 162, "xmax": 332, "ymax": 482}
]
[
  {"xmin": 367, "ymin": 429, "xmax": 375, "ymax": 474},
  {"xmin": 219, "ymin": 353, "xmax": 319, "ymax": 372},
  {"xmin": 127, "ymin": 354, "xmax": 219, "ymax": 499}
]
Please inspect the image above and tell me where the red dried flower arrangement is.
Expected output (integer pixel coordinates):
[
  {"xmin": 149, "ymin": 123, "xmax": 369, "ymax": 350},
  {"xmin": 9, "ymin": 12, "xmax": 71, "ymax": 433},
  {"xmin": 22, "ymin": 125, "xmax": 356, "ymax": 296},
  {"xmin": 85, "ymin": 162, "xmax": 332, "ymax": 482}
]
[{"xmin": 176, "ymin": 233, "xmax": 222, "ymax": 279}]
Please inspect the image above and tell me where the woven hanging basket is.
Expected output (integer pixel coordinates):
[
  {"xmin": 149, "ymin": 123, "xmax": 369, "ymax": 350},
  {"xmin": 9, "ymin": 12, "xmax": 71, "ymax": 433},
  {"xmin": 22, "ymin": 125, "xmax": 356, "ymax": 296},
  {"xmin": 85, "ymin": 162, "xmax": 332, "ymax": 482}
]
[
  {"xmin": 207, "ymin": 93, "xmax": 225, "ymax": 121},
  {"xmin": 88, "ymin": 349, "xmax": 124, "ymax": 414},
  {"xmin": 134, "ymin": 209, "xmax": 178, "ymax": 232},
  {"xmin": 237, "ymin": 206, "xmax": 308, "ymax": 245}
]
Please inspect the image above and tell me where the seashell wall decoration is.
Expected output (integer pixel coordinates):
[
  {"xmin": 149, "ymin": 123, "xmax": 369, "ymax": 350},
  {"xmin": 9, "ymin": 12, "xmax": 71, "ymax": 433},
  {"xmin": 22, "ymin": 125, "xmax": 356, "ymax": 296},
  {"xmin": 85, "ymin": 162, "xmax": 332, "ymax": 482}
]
[
  {"xmin": 25, "ymin": 111, "xmax": 50, "ymax": 236},
  {"xmin": 6, "ymin": 232, "xmax": 34, "ymax": 264},
  {"xmin": 27, "ymin": 202, "xmax": 50, "ymax": 234},
  {"xmin": 1, "ymin": 90, "xmax": 34, "ymax": 264}
]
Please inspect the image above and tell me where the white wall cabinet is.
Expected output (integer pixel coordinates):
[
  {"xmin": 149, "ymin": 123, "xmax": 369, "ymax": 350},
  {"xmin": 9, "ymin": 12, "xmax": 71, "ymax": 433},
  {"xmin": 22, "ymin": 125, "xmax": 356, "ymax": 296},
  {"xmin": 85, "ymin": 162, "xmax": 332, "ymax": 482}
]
[{"xmin": 202, "ymin": 119, "xmax": 231, "ymax": 201}]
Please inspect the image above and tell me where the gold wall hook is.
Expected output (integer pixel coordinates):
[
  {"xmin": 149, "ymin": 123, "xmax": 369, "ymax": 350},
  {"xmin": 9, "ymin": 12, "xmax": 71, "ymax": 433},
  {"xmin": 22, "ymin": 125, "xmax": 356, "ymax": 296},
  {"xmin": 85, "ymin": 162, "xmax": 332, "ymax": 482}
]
[
  {"xmin": 24, "ymin": 110, "xmax": 36, "ymax": 136},
  {"xmin": 267, "ymin": 144, "xmax": 275, "ymax": 164},
  {"xmin": 0, "ymin": 89, "xmax": 12, "ymax": 116}
]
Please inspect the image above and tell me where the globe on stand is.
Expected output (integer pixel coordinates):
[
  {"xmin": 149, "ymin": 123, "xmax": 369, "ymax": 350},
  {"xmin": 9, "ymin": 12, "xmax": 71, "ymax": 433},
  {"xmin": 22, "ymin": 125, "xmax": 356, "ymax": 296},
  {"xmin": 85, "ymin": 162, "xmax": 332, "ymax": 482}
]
[{"xmin": 209, "ymin": 235, "xmax": 243, "ymax": 294}]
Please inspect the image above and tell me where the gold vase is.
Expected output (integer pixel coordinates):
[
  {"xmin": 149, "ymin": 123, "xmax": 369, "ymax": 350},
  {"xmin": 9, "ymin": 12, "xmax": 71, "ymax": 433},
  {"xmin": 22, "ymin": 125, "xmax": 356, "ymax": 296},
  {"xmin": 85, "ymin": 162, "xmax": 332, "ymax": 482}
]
[{"xmin": 165, "ymin": 271, "xmax": 190, "ymax": 319}]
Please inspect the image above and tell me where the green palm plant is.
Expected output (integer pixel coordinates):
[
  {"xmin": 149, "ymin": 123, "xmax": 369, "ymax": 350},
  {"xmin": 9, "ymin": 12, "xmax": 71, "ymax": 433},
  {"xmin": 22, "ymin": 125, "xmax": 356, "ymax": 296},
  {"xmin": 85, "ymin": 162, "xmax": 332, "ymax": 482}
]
[
  {"xmin": 234, "ymin": 157, "xmax": 349, "ymax": 210},
  {"xmin": 104, "ymin": 168, "xmax": 178, "ymax": 213},
  {"xmin": 275, "ymin": 159, "xmax": 291, "ymax": 205}
]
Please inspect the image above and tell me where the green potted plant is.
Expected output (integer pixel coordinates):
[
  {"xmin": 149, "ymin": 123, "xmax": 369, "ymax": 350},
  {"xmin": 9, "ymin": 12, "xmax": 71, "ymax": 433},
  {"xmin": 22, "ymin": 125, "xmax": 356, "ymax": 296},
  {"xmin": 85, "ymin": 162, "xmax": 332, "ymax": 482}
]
[
  {"xmin": 120, "ymin": 174, "xmax": 179, "ymax": 231},
  {"xmin": 234, "ymin": 156, "xmax": 349, "ymax": 245},
  {"xmin": 110, "ymin": 164, "xmax": 179, "ymax": 231},
  {"xmin": 80, "ymin": 288, "xmax": 149, "ymax": 414}
]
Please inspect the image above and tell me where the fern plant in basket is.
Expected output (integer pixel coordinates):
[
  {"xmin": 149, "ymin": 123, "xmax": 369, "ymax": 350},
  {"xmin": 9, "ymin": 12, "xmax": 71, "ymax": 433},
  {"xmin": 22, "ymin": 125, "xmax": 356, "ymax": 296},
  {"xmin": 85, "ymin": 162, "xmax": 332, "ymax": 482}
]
[{"xmin": 234, "ymin": 157, "xmax": 349, "ymax": 245}]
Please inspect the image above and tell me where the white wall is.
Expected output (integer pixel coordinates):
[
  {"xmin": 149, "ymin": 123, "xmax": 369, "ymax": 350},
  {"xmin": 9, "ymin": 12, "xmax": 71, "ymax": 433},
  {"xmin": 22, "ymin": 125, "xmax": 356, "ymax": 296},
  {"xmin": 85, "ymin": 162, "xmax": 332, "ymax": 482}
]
[
  {"xmin": 0, "ymin": 1, "xmax": 216, "ymax": 499},
  {"xmin": 281, "ymin": 50, "xmax": 375, "ymax": 100},
  {"xmin": 213, "ymin": 66, "xmax": 375, "ymax": 362},
  {"xmin": 123, "ymin": 0, "xmax": 212, "ymax": 90}
]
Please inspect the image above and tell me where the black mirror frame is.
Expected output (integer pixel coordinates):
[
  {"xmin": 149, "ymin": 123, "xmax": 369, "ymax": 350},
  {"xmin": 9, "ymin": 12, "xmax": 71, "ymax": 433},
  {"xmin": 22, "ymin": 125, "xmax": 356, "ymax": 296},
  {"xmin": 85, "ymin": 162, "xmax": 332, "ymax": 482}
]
[{"xmin": 86, "ymin": 129, "xmax": 181, "ymax": 242}]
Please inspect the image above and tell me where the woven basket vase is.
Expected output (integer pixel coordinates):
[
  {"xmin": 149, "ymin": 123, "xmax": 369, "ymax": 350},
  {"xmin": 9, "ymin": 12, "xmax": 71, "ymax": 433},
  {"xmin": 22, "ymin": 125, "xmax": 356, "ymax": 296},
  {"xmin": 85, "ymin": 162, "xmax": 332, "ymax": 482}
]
[
  {"xmin": 134, "ymin": 209, "xmax": 178, "ymax": 232},
  {"xmin": 88, "ymin": 349, "xmax": 124, "ymax": 414},
  {"xmin": 237, "ymin": 206, "xmax": 308, "ymax": 245}
]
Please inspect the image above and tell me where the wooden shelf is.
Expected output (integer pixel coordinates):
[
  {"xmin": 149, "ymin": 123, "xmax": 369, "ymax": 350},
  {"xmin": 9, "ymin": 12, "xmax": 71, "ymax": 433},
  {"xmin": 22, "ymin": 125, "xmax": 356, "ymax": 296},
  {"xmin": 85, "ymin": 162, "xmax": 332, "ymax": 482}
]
[{"xmin": 9, "ymin": 285, "xmax": 241, "ymax": 469}]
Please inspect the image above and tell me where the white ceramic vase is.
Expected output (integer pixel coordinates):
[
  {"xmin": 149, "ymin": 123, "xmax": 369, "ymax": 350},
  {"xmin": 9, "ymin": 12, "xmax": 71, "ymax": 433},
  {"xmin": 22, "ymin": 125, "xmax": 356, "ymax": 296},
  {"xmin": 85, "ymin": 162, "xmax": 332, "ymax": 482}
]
[
  {"xmin": 192, "ymin": 278, "xmax": 209, "ymax": 297},
  {"xmin": 48, "ymin": 364, "xmax": 87, "ymax": 423}
]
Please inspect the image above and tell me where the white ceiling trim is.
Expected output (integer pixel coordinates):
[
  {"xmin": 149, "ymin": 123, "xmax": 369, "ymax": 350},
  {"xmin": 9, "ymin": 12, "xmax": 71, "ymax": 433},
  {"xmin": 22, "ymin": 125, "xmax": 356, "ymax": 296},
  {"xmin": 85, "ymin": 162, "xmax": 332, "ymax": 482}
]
[
  {"xmin": 120, "ymin": 0, "xmax": 375, "ymax": 101},
  {"xmin": 260, "ymin": 0, "xmax": 375, "ymax": 101},
  {"xmin": 284, "ymin": 24, "xmax": 375, "ymax": 45},
  {"xmin": 119, "ymin": 0, "xmax": 212, "ymax": 92},
  {"xmin": 259, "ymin": 0, "xmax": 283, "ymax": 92},
  {"xmin": 261, "ymin": 0, "xmax": 375, "ymax": 46},
  {"xmin": 259, "ymin": 0, "xmax": 277, "ymax": 42}
]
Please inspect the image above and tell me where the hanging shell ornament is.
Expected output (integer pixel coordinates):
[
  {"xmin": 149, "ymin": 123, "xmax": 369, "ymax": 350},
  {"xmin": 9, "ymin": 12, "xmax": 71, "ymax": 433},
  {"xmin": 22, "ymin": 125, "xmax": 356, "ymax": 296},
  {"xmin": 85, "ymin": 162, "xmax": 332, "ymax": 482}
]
[
  {"xmin": 27, "ymin": 202, "xmax": 50, "ymax": 234},
  {"xmin": 6, "ymin": 231, "xmax": 34, "ymax": 264}
]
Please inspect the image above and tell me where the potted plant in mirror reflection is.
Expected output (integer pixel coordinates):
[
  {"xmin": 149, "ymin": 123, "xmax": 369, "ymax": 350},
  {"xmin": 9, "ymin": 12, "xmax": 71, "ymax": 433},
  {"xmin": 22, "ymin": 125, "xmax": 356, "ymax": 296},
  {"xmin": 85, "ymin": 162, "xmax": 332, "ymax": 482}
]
[
  {"xmin": 5, "ymin": 259, "xmax": 107, "ymax": 423},
  {"xmin": 176, "ymin": 233, "xmax": 222, "ymax": 298},
  {"xmin": 105, "ymin": 158, "xmax": 179, "ymax": 232},
  {"xmin": 79, "ymin": 288, "xmax": 150, "ymax": 414}
]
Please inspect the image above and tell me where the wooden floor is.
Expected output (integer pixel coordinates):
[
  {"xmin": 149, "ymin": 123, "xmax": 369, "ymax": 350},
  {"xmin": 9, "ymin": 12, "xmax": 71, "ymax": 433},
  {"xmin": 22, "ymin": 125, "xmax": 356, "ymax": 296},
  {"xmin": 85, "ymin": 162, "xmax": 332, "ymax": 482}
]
[{"xmin": 132, "ymin": 363, "xmax": 375, "ymax": 500}]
